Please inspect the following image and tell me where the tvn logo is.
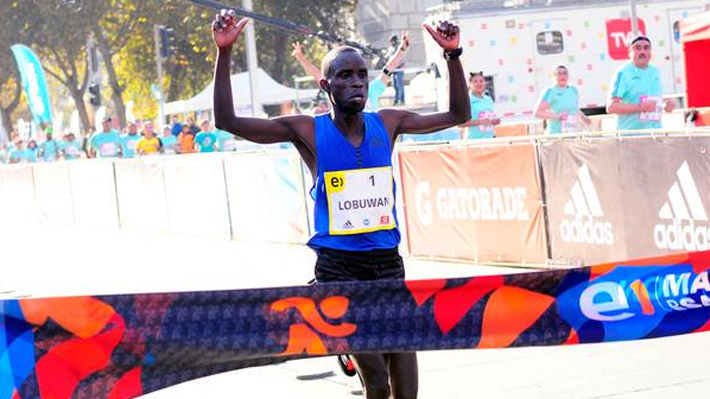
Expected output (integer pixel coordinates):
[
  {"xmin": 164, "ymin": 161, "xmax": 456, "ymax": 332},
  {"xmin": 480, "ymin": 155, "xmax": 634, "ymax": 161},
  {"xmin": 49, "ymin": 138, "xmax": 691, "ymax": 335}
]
[
  {"xmin": 560, "ymin": 164, "xmax": 614, "ymax": 246},
  {"xmin": 580, "ymin": 270, "xmax": 710, "ymax": 321},
  {"xmin": 654, "ymin": 162, "xmax": 710, "ymax": 251}
]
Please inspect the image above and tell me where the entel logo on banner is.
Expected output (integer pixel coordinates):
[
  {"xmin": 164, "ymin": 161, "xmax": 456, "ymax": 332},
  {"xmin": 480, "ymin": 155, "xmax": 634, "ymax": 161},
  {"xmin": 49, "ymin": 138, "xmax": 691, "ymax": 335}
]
[
  {"xmin": 560, "ymin": 164, "xmax": 614, "ymax": 246},
  {"xmin": 606, "ymin": 18, "xmax": 647, "ymax": 60},
  {"xmin": 580, "ymin": 270, "xmax": 710, "ymax": 321},
  {"xmin": 415, "ymin": 182, "xmax": 530, "ymax": 226},
  {"xmin": 654, "ymin": 162, "xmax": 710, "ymax": 251}
]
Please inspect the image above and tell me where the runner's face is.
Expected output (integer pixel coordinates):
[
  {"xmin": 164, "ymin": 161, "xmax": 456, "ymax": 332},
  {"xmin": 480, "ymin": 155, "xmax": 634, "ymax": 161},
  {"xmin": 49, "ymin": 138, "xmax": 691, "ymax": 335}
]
[
  {"xmin": 630, "ymin": 40, "xmax": 651, "ymax": 68},
  {"xmin": 555, "ymin": 69, "xmax": 569, "ymax": 86},
  {"xmin": 326, "ymin": 52, "xmax": 369, "ymax": 114}
]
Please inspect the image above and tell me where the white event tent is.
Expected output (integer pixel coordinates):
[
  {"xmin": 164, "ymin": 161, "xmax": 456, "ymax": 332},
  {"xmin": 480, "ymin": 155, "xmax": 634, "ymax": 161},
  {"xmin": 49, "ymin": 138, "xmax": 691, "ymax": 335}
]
[{"xmin": 165, "ymin": 68, "xmax": 319, "ymax": 115}]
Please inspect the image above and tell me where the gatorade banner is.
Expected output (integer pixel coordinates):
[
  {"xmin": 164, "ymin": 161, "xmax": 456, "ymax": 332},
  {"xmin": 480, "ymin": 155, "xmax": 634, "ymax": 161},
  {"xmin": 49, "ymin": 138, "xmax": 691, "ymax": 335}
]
[
  {"xmin": 10, "ymin": 45, "xmax": 53, "ymax": 126},
  {"xmin": 539, "ymin": 137, "xmax": 710, "ymax": 266},
  {"xmin": 398, "ymin": 144, "xmax": 547, "ymax": 265},
  {"xmin": 3, "ymin": 251, "xmax": 710, "ymax": 399}
]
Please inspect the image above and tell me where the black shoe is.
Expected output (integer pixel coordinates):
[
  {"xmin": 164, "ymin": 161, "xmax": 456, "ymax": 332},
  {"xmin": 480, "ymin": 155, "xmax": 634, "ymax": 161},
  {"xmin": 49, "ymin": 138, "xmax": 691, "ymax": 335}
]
[{"xmin": 337, "ymin": 354, "xmax": 357, "ymax": 377}]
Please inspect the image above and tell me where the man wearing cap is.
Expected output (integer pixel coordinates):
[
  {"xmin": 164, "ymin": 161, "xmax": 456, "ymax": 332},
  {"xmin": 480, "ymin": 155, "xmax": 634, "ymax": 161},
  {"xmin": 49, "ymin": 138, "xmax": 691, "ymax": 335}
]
[
  {"xmin": 38, "ymin": 128, "xmax": 61, "ymax": 162},
  {"xmin": 606, "ymin": 35, "xmax": 675, "ymax": 130},
  {"xmin": 90, "ymin": 117, "xmax": 122, "ymax": 158}
]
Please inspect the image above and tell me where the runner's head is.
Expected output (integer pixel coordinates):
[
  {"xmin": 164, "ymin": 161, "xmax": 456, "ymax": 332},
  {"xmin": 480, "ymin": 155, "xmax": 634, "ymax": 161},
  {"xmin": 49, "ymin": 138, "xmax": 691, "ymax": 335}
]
[
  {"xmin": 44, "ymin": 127, "xmax": 53, "ymax": 141},
  {"xmin": 143, "ymin": 121, "xmax": 155, "ymax": 137},
  {"xmin": 200, "ymin": 119, "xmax": 211, "ymax": 132},
  {"xmin": 468, "ymin": 71, "xmax": 485, "ymax": 96},
  {"xmin": 554, "ymin": 65, "xmax": 569, "ymax": 87},
  {"xmin": 629, "ymin": 35, "xmax": 651, "ymax": 68},
  {"xmin": 163, "ymin": 126, "xmax": 172, "ymax": 137},
  {"xmin": 320, "ymin": 46, "xmax": 368, "ymax": 114},
  {"xmin": 127, "ymin": 121, "xmax": 138, "ymax": 135}
]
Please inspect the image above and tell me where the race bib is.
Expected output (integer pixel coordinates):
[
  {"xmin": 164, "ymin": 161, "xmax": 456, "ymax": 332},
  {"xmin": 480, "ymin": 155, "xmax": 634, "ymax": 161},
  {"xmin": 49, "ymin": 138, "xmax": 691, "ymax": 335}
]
[
  {"xmin": 639, "ymin": 95, "xmax": 662, "ymax": 122},
  {"xmin": 223, "ymin": 139, "xmax": 237, "ymax": 151},
  {"xmin": 99, "ymin": 142, "xmax": 117, "ymax": 157},
  {"xmin": 128, "ymin": 139, "xmax": 139, "ymax": 150},
  {"xmin": 324, "ymin": 167, "xmax": 396, "ymax": 235},
  {"xmin": 163, "ymin": 147, "xmax": 177, "ymax": 155},
  {"xmin": 478, "ymin": 111, "xmax": 496, "ymax": 132},
  {"xmin": 561, "ymin": 115, "xmax": 579, "ymax": 133}
]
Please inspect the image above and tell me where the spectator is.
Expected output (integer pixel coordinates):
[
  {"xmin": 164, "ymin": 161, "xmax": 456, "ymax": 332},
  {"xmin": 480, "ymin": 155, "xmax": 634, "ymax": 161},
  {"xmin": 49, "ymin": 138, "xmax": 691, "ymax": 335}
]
[
  {"xmin": 61, "ymin": 132, "xmax": 83, "ymax": 161},
  {"xmin": 185, "ymin": 117, "xmax": 200, "ymax": 135},
  {"xmin": 120, "ymin": 121, "xmax": 141, "ymax": 158},
  {"xmin": 606, "ymin": 35, "xmax": 675, "ymax": 130},
  {"xmin": 136, "ymin": 121, "xmax": 161, "ymax": 156},
  {"xmin": 216, "ymin": 128, "xmax": 237, "ymax": 152},
  {"xmin": 170, "ymin": 115, "xmax": 183, "ymax": 137},
  {"xmin": 194, "ymin": 120, "xmax": 217, "ymax": 153},
  {"xmin": 89, "ymin": 116, "xmax": 122, "ymax": 158},
  {"xmin": 26, "ymin": 140, "xmax": 39, "ymax": 162},
  {"xmin": 5, "ymin": 130, "xmax": 20, "ymax": 157},
  {"xmin": 38, "ymin": 128, "xmax": 61, "ymax": 162},
  {"xmin": 82, "ymin": 126, "xmax": 96, "ymax": 158},
  {"xmin": 160, "ymin": 125, "xmax": 180, "ymax": 155},
  {"xmin": 387, "ymin": 34, "xmax": 406, "ymax": 106},
  {"xmin": 8, "ymin": 140, "xmax": 33, "ymax": 164},
  {"xmin": 460, "ymin": 71, "xmax": 500, "ymax": 139},
  {"xmin": 178, "ymin": 124, "xmax": 196, "ymax": 154},
  {"xmin": 535, "ymin": 65, "xmax": 590, "ymax": 134}
]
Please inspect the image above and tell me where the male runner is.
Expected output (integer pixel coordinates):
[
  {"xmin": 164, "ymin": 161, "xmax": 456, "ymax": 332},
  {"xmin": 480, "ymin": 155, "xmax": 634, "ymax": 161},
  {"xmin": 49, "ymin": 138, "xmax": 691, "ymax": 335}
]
[{"xmin": 212, "ymin": 11, "xmax": 469, "ymax": 399}]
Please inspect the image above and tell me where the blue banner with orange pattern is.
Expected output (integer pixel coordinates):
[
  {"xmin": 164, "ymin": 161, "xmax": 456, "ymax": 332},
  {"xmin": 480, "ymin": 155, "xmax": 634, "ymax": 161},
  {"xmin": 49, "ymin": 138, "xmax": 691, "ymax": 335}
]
[{"xmin": 3, "ymin": 251, "xmax": 710, "ymax": 399}]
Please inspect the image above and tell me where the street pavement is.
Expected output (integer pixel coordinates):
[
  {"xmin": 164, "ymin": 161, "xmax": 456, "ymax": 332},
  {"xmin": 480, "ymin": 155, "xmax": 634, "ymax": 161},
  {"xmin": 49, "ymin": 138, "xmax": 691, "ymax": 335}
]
[{"xmin": 1, "ymin": 225, "xmax": 709, "ymax": 399}]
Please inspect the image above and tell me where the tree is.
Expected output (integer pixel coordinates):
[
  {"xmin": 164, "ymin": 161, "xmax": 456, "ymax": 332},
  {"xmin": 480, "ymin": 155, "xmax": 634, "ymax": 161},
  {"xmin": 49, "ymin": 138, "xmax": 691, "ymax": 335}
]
[
  {"xmin": 26, "ymin": 0, "xmax": 103, "ymax": 130},
  {"xmin": 0, "ymin": 0, "xmax": 33, "ymax": 137}
]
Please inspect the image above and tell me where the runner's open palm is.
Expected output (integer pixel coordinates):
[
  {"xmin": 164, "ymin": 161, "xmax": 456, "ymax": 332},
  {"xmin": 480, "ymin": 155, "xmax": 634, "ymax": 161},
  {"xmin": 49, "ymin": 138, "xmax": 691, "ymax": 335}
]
[
  {"xmin": 212, "ymin": 10, "xmax": 250, "ymax": 49},
  {"xmin": 423, "ymin": 21, "xmax": 460, "ymax": 52}
]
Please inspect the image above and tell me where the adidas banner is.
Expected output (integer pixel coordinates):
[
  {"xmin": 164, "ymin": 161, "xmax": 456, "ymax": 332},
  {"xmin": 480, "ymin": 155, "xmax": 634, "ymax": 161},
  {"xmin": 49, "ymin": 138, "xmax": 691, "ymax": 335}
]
[
  {"xmin": 539, "ymin": 137, "xmax": 710, "ymax": 265},
  {"xmin": 3, "ymin": 251, "xmax": 710, "ymax": 399}
]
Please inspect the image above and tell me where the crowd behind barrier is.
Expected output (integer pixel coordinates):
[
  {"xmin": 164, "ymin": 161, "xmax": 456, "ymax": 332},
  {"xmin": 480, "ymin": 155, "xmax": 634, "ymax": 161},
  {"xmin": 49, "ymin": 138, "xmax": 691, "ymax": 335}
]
[{"xmin": 2, "ymin": 130, "xmax": 710, "ymax": 268}]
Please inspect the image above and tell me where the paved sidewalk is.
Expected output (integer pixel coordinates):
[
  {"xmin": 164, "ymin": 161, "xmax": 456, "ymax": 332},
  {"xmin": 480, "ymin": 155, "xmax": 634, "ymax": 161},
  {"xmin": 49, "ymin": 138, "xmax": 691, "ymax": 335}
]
[{"xmin": 2, "ymin": 225, "xmax": 709, "ymax": 399}]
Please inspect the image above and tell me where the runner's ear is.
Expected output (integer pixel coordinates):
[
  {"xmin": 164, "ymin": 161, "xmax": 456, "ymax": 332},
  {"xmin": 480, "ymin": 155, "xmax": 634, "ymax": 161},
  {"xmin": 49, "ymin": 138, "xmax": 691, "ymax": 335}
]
[{"xmin": 319, "ymin": 78, "xmax": 330, "ymax": 93}]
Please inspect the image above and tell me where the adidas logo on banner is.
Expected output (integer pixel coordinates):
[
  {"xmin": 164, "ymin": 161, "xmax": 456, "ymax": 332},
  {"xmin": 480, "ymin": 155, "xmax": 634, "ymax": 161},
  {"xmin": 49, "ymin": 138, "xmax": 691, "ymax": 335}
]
[
  {"xmin": 654, "ymin": 162, "xmax": 710, "ymax": 251},
  {"xmin": 560, "ymin": 164, "xmax": 614, "ymax": 246}
]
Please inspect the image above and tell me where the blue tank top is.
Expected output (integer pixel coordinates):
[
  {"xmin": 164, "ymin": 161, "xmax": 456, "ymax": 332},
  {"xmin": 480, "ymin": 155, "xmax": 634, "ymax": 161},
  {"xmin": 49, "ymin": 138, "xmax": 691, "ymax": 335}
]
[{"xmin": 307, "ymin": 113, "xmax": 401, "ymax": 251}]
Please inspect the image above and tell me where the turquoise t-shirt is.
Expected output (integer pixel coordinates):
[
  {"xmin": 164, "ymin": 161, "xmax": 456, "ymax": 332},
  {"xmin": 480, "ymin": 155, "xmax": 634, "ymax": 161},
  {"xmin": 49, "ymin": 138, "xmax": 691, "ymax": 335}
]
[
  {"xmin": 90, "ymin": 130, "xmax": 122, "ymax": 158},
  {"xmin": 216, "ymin": 130, "xmax": 237, "ymax": 152},
  {"xmin": 368, "ymin": 78, "xmax": 387, "ymax": 111},
  {"xmin": 8, "ymin": 149, "xmax": 35, "ymax": 163},
  {"xmin": 61, "ymin": 139, "xmax": 83, "ymax": 160},
  {"xmin": 468, "ymin": 93, "xmax": 496, "ymax": 139},
  {"xmin": 120, "ymin": 134, "xmax": 141, "ymax": 158},
  {"xmin": 195, "ymin": 132, "xmax": 217, "ymax": 153},
  {"xmin": 539, "ymin": 85, "xmax": 581, "ymax": 134},
  {"xmin": 39, "ymin": 139, "xmax": 61, "ymax": 161},
  {"xmin": 609, "ymin": 62, "xmax": 663, "ymax": 130},
  {"xmin": 160, "ymin": 135, "xmax": 179, "ymax": 155}
]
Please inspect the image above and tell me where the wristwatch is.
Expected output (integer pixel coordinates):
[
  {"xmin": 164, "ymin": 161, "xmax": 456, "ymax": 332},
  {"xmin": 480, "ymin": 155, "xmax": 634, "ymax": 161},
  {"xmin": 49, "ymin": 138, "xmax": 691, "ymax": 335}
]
[{"xmin": 443, "ymin": 47, "xmax": 463, "ymax": 61}]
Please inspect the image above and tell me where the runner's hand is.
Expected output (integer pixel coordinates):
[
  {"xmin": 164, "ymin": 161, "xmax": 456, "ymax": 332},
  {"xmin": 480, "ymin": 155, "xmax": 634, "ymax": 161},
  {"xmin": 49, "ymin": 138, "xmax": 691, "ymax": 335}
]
[
  {"xmin": 423, "ymin": 21, "xmax": 460, "ymax": 52},
  {"xmin": 212, "ymin": 10, "xmax": 249, "ymax": 49}
]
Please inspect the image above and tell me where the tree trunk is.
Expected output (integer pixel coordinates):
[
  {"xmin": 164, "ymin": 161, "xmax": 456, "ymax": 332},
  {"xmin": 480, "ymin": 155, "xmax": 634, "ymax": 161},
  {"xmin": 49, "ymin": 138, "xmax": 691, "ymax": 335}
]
[
  {"xmin": 272, "ymin": 32, "xmax": 288, "ymax": 84},
  {"xmin": 69, "ymin": 85, "xmax": 91, "ymax": 131},
  {"xmin": 95, "ymin": 29, "xmax": 127, "ymax": 128},
  {"xmin": 0, "ymin": 84, "xmax": 21, "ymax": 140}
]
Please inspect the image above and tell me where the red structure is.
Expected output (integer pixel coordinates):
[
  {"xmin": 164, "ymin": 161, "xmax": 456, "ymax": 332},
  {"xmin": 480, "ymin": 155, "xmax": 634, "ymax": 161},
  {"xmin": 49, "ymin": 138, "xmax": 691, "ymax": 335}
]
[{"xmin": 681, "ymin": 11, "xmax": 710, "ymax": 108}]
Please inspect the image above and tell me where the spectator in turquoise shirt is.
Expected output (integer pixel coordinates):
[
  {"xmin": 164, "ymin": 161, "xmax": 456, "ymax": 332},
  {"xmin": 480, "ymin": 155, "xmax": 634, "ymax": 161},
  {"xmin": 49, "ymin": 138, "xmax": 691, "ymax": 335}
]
[
  {"xmin": 535, "ymin": 66, "xmax": 590, "ymax": 134},
  {"xmin": 606, "ymin": 36, "xmax": 675, "ymax": 131},
  {"xmin": 195, "ymin": 120, "xmax": 217, "ymax": 153},
  {"xmin": 460, "ymin": 71, "xmax": 500, "ymax": 139},
  {"xmin": 90, "ymin": 116, "xmax": 122, "ymax": 158},
  {"xmin": 120, "ymin": 121, "xmax": 141, "ymax": 158},
  {"xmin": 61, "ymin": 132, "xmax": 83, "ymax": 160},
  {"xmin": 38, "ymin": 128, "xmax": 61, "ymax": 162}
]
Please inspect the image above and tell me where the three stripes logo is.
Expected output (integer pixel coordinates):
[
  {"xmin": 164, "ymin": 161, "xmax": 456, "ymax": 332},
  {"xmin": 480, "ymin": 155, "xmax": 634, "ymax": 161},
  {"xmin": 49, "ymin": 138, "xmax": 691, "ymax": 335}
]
[
  {"xmin": 654, "ymin": 162, "xmax": 710, "ymax": 251},
  {"xmin": 560, "ymin": 164, "xmax": 614, "ymax": 246}
]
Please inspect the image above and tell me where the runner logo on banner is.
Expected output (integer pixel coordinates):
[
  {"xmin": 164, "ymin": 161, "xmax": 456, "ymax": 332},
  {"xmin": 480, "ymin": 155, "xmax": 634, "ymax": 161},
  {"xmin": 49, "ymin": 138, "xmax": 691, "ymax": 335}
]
[
  {"xmin": 560, "ymin": 164, "xmax": 614, "ymax": 246},
  {"xmin": 655, "ymin": 161, "xmax": 710, "ymax": 252},
  {"xmin": 325, "ymin": 166, "xmax": 395, "ymax": 235}
]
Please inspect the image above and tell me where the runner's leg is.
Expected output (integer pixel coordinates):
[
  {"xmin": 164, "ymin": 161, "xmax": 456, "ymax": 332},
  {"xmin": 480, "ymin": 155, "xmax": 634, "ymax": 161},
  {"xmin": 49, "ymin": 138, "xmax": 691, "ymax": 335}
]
[{"xmin": 387, "ymin": 352, "xmax": 418, "ymax": 399}]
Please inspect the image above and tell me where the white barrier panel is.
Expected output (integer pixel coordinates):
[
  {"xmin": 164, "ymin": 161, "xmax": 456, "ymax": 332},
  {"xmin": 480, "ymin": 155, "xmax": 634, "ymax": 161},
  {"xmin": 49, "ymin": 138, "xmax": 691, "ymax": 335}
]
[
  {"xmin": 32, "ymin": 162, "xmax": 74, "ymax": 225},
  {"xmin": 68, "ymin": 159, "xmax": 120, "ymax": 231},
  {"xmin": 0, "ymin": 165, "xmax": 37, "ymax": 225},
  {"xmin": 163, "ymin": 154, "xmax": 231, "ymax": 241},
  {"xmin": 224, "ymin": 151, "xmax": 310, "ymax": 244},
  {"xmin": 114, "ymin": 158, "xmax": 169, "ymax": 234}
]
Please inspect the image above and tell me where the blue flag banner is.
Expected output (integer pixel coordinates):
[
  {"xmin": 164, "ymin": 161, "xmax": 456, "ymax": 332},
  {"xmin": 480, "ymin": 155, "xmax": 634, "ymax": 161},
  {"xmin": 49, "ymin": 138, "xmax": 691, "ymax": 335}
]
[{"xmin": 10, "ymin": 45, "xmax": 53, "ymax": 126}]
